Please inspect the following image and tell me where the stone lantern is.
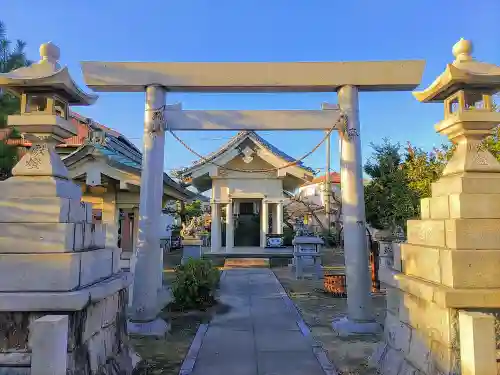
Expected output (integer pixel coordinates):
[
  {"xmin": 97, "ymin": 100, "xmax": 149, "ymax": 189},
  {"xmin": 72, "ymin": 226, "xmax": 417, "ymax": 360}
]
[
  {"xmin": 0, "ymin": 43, "xmax": 136, "ymax": 374},
  {"xmin": 414, "ymin": 38, "xmax": 500, "ymax": 176},
  {"xmin": 0, "ymin": 42, "xmax": 96, "ymax": 181},
  {"xmin": 372, "ymin": 40, "xmax": 500, "ymax": 375}
]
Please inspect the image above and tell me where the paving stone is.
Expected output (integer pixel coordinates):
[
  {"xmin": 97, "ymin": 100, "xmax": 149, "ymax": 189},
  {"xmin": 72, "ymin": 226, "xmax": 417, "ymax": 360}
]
[
  {"xmin": 210, "ymin": 317, "xmax": 253, "ymax": 330},
  {"xmin": 196, "ymin": 327, "xmax": 254, "ymax": 360},
  {"xmin": 255, "ymin": 330, "xmax": 311, "ymax": 352},
  {"xmin": 257, "ymin": 350, "xmax": 325, "ymax": 375},
  {"xmin": 188, "ymin": 269, "xmax": 330, "ymax": 374},
  {"xmin": 191, "ymin": 355, "xmax": 257, "ymax": 375},
  {"xmin": 252, "ymin": 316, "xmax": 300, "ymax": 331},
  {"xmin": 251, "ymin": 299, "xmax": 289, "ymax": 314}
]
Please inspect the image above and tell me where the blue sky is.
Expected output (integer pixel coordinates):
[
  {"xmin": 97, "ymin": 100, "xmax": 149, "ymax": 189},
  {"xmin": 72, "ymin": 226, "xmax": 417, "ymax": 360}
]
[{"xmin": 3, "ymin": 0, "xmax": 500, "ymax": 175}]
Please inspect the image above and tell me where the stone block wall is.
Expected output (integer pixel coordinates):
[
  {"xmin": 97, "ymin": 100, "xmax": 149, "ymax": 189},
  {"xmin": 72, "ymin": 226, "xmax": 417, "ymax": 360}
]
[
  {"xmin": 0, "ymin": 290, "xmax": 132, "ymax": 375},
  {"xmin": 0, "ymin": 196, "xmax": 121, "ymax": 293},
  {"xmin": 373, "ymin": 234, "xmax": 500, "ymax": 373},
  {"xmin": 373, "ymin": 284, "xmax": 461, "ymax": 374},
  {"xmin": 0, "ymin": 172, "xmax": 134, "ymax": 374}
]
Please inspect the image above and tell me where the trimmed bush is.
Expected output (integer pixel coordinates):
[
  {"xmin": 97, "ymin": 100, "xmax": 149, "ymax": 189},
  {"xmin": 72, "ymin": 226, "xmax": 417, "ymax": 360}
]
[{"xmin": 171, "ymin": 258, "xmax": 221, "ymax": 310}]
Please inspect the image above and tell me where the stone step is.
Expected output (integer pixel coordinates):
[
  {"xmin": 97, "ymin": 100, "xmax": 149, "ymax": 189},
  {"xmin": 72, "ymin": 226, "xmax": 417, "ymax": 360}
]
[{"xmin": 224, "ymin": 258, "xmax": 270, "ymax": 268}]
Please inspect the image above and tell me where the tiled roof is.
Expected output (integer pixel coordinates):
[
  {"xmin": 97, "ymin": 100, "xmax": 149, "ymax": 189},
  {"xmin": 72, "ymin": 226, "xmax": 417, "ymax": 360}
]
[
  {"xmin": 181, "ymin": 131, "xmax": 315, "ymax": 174},
  {"xmin": 0, "ymin": 128, "xmax": 12, "ymax": 141},
  {"xmin": 301, "ymin": 171, "xmax": 341, "ymax": 186},
  {"xmin": 2, "ymin": 110, "xmax": 194, "ymax": 200},
  {"xmin": 63, "ymin": 128, "xmax": 194, "ymax": 199},
  {"xmin": 93, "ymin": 132, "xmax": 147, "ymax": 173}
]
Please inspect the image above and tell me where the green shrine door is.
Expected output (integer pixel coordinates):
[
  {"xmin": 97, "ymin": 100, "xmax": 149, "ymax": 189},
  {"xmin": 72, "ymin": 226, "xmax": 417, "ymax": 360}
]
[{"xmin": 234, "ymin": 202, "xmax": 260, "ymax": 247}]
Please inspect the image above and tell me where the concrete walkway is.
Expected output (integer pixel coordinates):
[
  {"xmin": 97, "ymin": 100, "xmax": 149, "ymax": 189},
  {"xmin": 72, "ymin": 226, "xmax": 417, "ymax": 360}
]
[{"xmin": 181, "ymin": 268, "xmax": 333, "ymax": 375}]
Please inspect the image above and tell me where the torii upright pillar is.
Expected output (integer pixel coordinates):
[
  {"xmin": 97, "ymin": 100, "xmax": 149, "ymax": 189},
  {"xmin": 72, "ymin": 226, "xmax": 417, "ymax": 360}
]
[
  {"xmin": 333, "ymin": 85, "xmax": 381, "ymax": 335},
  {"xmin": 129, "ymin": 85, "xmax": 169, "ymax": 336}
]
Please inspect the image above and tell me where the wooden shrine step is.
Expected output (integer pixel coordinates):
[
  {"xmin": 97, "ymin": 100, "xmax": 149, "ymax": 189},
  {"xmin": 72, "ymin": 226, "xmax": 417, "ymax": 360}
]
[{"xmin": 224, "ymin": 258, "xmax": 270, "ymax": 268}]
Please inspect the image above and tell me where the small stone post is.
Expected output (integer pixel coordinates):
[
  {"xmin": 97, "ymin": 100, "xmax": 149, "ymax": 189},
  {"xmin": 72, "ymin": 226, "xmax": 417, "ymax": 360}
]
[
  {"xmin": 30, "ymin": 315, "xmax": 69, "ymax": 375},
  {"xmin": 459, "ymin": 311, "xmax": 497, "ymax": 375}
]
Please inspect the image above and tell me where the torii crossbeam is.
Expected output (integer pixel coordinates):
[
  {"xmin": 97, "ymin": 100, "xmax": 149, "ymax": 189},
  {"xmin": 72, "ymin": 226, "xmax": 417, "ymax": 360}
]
[
  {"xmin": 81, "ymin": 59, "xmax": 425, "ymax": 337},
  {"xmin": 163, "ymin": 107, "xmax": 342, "ymax": 131}
]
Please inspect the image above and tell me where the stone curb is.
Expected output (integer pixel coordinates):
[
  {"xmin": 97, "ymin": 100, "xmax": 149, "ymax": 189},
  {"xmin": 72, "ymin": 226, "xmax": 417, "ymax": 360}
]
[
  {"xmin": 178, "ymin": 324, "xmax": 209, "ymax": 375},
  {"xmin": 273, "ymin": 271, "xmax": 340, "ymax": 375}
]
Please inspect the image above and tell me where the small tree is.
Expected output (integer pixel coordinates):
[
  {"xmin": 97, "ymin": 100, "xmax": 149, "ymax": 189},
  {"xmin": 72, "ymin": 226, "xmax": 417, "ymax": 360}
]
[
  {"xmin": 183, "ymin": 200, "xmax": 203, "ymax": 220},
  {"xmin": 483, "ymin": 125, "xmax": 500, "ymax": 162},
  {"xmin": 364, "ymin": 139, "xmax": 419, "ymax": 233},
  {"xmin": 0, "ymin": 21, "xmax": 30, "ymax": 127},
  {"xmin": 0, "ymin": 21, "xmax": 30, "ymax": 179},
  {"xmin": 402, "ymin": 142, "xmax": 453, "ymax": 199}
]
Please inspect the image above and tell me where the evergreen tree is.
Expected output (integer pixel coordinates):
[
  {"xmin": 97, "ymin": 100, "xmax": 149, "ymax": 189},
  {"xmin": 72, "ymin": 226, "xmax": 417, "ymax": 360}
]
[{"xmin": 0, "ymin": 21, "xmax": 30, "ymax": 179}]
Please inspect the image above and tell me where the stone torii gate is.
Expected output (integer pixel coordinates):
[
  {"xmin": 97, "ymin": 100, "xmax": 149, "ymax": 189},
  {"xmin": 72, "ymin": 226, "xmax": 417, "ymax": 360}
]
[{"xmin": 81, "ymin": 59, "xmax": 425, "ymax": 336}]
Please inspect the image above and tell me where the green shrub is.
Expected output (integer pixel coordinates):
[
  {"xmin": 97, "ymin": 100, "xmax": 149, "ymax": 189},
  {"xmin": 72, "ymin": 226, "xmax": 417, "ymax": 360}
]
[{"xmin": 171, "ymin": 258, "xmax": 221, "ymax": 310}]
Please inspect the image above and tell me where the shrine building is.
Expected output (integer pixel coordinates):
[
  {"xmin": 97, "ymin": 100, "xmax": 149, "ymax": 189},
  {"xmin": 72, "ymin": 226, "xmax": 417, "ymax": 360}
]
[{"xmin": 179, "ymin": 130, "xmax": 315, "ymax": 252}]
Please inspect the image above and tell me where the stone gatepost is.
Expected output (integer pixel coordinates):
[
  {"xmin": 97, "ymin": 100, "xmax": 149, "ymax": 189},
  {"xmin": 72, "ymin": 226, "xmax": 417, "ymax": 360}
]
[
  {"xmin": 0, "ymin": 43, "xmax": 135, "ymax": 374},
  {"xmin": 372, "ymin": 39, "xmax": 500, "ymax": 375}
]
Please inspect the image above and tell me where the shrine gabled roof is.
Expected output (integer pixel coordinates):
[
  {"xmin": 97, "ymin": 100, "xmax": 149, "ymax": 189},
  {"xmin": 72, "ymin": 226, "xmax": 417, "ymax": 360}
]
[
  {"xmin": 63, "ymin": 127, "xmax": 195, "ymax": 199},
  {"xmin": 180, "ymin": 130, "xmax": 315, "ymax": 174}
]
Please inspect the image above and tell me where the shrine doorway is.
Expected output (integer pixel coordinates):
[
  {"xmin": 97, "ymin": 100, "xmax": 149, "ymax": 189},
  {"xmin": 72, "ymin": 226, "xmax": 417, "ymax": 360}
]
[{"xmin": 234, "ymin": 200, "xmax": 260, "ymax": 247}]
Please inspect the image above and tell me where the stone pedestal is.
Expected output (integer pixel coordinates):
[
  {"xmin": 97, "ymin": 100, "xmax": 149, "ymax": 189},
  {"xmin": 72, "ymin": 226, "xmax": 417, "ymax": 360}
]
[
  {"xmin": 373, "ymin": 172, "xmax": 500, "ymax": 373},
  {"xmin": 182, "ymin": 238, "xmax": 203, "ymax": 264},
  {"xmin": 0, "ymin": 150, "xmax": 135, "ymax": 374}
]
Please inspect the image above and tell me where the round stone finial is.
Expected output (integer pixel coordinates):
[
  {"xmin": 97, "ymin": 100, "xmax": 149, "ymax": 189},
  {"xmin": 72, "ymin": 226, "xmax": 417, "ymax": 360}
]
[
  {"xmin": 452, "ymin": 38, "xmax": 473, "ymax": 61},
  {"xmin": 39, "ymin": 42, "xmax": 60, "ymax": 63}
]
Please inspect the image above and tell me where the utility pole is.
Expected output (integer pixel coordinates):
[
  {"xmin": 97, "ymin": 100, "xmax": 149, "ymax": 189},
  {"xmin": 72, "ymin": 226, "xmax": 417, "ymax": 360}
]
[{"xmin": 324, "ymin": 130, "xmax": 331, "ymax": 232}]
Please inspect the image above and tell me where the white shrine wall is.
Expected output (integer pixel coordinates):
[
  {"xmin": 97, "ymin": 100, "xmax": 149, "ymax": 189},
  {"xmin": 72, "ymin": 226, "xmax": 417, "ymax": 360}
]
[
  {"xmin": 211, "ymin": 156, "xmax": 285, "ymax": 201},
  {"xmin": 212, "ymin": 176, "xmax": 283, "ymax": 201}
]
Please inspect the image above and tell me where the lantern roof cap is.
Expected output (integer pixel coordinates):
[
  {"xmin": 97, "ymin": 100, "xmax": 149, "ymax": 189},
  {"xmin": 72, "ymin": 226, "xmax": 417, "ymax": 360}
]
[
  {"xmin": 0, "ymin": 42, "xmax": 97, "ymax": 105},
  {"xmin": 413, "ymin": 39, "xmax": 500, "ymax": 102}
]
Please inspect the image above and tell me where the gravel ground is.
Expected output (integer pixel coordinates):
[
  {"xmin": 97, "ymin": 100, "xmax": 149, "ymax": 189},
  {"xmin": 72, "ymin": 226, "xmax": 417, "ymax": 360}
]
[
  {"xmin": 131, "ymin": 249, "xmax": 208, "ymax": 375},
  {"xmin": 273, "ymin": 266, "xmax": 386, "ymax": 375}
]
